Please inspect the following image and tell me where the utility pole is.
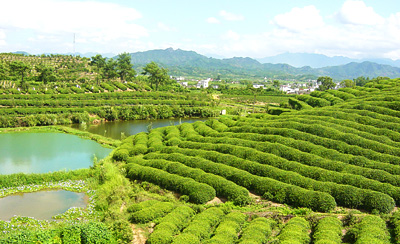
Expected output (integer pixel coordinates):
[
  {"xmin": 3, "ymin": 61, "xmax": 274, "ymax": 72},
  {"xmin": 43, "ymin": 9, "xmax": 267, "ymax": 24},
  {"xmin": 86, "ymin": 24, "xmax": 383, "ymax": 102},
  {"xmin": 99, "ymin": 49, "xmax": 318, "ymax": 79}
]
[{"xmin": 73, "ymin": 33, "xmax": 76, "ymax": 56}]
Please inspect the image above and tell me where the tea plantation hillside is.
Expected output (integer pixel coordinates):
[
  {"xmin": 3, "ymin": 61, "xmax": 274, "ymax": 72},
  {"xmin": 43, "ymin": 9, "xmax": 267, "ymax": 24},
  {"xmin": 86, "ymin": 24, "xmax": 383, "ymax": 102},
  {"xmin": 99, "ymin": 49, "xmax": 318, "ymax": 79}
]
[
  {"xmin": 3, "ymin": 78, "xmax": 400, "ymax": 243},
  {"xmin": 105, "ymin": 78, "xmax": 400, "ymax": 243}
]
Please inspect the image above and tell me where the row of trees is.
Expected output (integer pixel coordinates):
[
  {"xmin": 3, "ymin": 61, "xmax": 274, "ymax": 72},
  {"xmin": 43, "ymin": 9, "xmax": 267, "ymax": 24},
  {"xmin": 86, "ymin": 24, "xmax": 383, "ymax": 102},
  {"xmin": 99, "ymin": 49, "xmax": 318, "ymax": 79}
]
[{"xmin": 0, "ymin": 53, "xmax": 171, "ymax": 91}]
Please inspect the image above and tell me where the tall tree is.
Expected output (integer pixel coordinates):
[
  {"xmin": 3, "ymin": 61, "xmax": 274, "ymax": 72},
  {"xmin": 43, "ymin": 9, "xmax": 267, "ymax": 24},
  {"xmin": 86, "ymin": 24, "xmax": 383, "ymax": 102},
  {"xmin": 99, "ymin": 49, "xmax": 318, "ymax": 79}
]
[
  {"xmin": 103, "ymin": 58, "xmax": 118, "ymax": 80},
  {"xmin": 142, "ymin": 61, "xmax": 169, "ymax": 90},
  {"xmin": 116, "ymin": 53, "xmax": 136, "ymax": 82},
  {"xmin": 0, "ymin": 62, "xmax": 8, "ymax": 80},
  {"xmin": 90, "ymin": 54, "xmax": 106, "ymax": 70},
  {"xmin": 340, "ymin": 79, "xmax": 355, "ymax": 88},
  {"xmin": 353, "ymin": 76, "xmax": 369, "ymax": 87},
  {"xmin": 9, "ymin": 61, "xmax": 30, "ymax": 83},
  {"xmin": 317, "ymin": 76, "xmax": 335, "ymax": 91},
  {"xmin": 35, "ymin": 63, "xmax": 57, "ymax": 84}
]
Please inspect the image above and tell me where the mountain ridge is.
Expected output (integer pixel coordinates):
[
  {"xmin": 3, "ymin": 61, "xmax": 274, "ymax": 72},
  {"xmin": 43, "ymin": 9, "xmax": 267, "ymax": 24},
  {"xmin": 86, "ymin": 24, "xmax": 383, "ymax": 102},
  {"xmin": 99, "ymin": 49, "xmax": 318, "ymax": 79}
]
[
  {"xmin": 127, "ymin": 48, "xmax": 400, "ymax": 80},
  {"xmin": 257, "ymin": 52, "xmax": 400, "ymax": 68}
]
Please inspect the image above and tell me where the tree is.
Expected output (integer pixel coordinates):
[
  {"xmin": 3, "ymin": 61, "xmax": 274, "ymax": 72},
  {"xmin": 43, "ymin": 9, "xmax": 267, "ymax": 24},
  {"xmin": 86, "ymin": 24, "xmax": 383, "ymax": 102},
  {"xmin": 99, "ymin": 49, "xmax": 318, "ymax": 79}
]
[
  {"xmin": 353, "ymin": 76, "xmax": 369, "ymax": 87},
  {"xmin": 340, "ymin": 79, "xmax": 355, "ymax": 88},
  {"xmin": 90, "ymin": 54, "xmax": 106, "ymax": 70},
  {"xmin": 273, "ymin": 80, "xmax": 280, "ymax": 89},
  {"xmin": 142, "ymin": 61, "xmax": 170, "ymax": 90},
  {"xmin": 35, "ymin": 63, "xmax": 57, "ymax": 84},
  {"xmin": 317, "ymin": 76, "xmax": 335, "ymax": 91},
  {"xmin": 9, "ymin": 61, "xmax": 30, "ymax": 83},
  {"xmin": 0, "ymin": 62, "xmax": 8, "ymax": 80},
  {"xmin": 116, "ymin": 53, "xmax": 136, "ymax": 82},
  {"xmin": 103, "ymin": 58, "xmax": 118, "ymax": 80}
]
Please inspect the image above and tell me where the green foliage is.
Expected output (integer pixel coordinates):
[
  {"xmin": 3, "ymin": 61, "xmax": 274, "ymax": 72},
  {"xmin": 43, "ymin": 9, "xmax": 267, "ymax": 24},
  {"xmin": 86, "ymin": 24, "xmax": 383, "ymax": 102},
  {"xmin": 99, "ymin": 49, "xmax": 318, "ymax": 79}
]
[
  {"xmin": 313, "ymin": 217, "xmax": 342, "ymax": 244},
  {"xmin": 126, "ymin": 163, "xmax": 216, "ymax": 204},
  {"xmin": 348, "ymin": 215, "xmax": 390, "ymax": 244},
  {"xmin": 176, "ymin": 207, "xmax": 225, "ymax": 242},
  {"xmin": 147, "ymin": 206, "xmax": 195, "ymax": 244},
  {"xmin": 204, "ymin": 212, "xmax": 246, "ymax": 244},
  {"xmin": 317, "ymin": 76, "xmax": 335, "ymax": 91},
  {"xmin": 238, "ymin": 217, "xmax": 275, "ymax": 244},
  {"xmin": 135, "ymin": 156, "xmax": 251, "ymax": 206},
  {"xmin": 277, "ymin": 217, "xmax": 310, "ymax": 244},
  {"xmin": 62, "ymin": 225, "xmax": 81, "ymax": 244},
  {"xmin": 142, "ymin": 61, "xmax": 170, "ymax": 90},
  {"xmin": 80, "ymin": 221, "xmax": 115, "ymax": 244}
]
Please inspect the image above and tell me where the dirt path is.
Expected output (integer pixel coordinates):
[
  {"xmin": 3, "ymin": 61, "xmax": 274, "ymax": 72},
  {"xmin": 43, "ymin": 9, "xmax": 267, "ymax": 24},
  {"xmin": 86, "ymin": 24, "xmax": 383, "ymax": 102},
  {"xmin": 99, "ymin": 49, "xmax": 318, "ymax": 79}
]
[{"xmin": 131, "ymin": 224, "xmax": 147, "ymax": 244}]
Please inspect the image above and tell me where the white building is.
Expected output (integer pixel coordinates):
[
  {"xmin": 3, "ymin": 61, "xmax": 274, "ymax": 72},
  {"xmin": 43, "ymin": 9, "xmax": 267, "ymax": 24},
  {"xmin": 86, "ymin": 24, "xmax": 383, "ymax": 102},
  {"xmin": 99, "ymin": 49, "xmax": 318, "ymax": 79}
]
[
  {"xmin": 253, "ymin": 84, "xmax": 264, "ymax": 89},
  {"xmin": 196, "ymin": 78, "xmax": 211, "ymax": 88}
]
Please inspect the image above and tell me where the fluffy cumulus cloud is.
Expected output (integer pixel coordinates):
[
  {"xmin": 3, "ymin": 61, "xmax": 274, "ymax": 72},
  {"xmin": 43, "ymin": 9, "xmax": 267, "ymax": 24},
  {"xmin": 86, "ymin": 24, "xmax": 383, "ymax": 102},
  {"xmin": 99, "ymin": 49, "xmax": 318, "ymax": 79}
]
[
  {"xmin": 336, "ymin": 0, "xmax": 385, "ymax": 25},
  {"xmin": 0, "ymin": 0, "xmax": 147, "ymax": 52},
  {"xmin": 209, "ymin": 1, "xmax": 400, "ymax": 60},
  {"xmin": 272, "ymin": 5, "xmax": 324, "ymax": 32},
  {"xmin": 219, "ymin": 10, "xmax": 244, "ymax": 21}
]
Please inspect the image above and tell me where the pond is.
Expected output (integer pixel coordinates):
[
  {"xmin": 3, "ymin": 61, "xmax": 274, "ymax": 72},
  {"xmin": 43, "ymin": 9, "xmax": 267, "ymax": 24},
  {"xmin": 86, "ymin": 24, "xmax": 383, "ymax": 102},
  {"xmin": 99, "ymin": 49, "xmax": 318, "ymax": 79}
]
[
  {"xmin": 71, "ymin": 118, "xmax": 206, "ymax": 140},
  {"xmin": 0, "ymin": 190, "xmax": 87, "ymax": 220},
  {"xmin": 0, "ymin": 133, "xmax": 112, "ymax": 174}
]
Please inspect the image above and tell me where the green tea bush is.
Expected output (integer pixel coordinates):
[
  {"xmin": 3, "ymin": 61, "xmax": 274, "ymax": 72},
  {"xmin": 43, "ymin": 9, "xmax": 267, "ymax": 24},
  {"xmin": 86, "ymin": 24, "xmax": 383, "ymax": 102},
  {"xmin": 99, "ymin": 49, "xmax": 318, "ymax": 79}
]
[
  {"xmin": 126, "ymin": 163, "xmax": 216, "ymax": 204},
  {"xmin": 349, "ymin": 215, "xmax": 390, "ymax": 244},
  {"xmin": 313, "ymin": 217, "xmax": 342, "ymax": 244},
  {"xmin": 129, "ymin": 201, "xmax": 175, "ymax": 224},
  {"xmin": 278, "ymin": 217, "xmax": 310, "ymax": 244},
  {"xmin": 136, "ymin": 156, "xmax": 251, "ymax": 206},
  {"xmin": 147, "ymin": 206, "xmax": 195, "ymax": 244},
  {"xmin": 151, "ymin": 149, "xmax": 336, "ymax": 212},
  {"xmin": 204, "ymin": 212, "xmax": 246, "ymax": 244},
  {"xmin": 239, "ymin": 217, "xmax": 275, "ymax": 244},
  {"xmin": 177, "ymin": 207, "xmax": 225, "ymax": 242},
  {"xmin": 288, "ymin": 97, "xmax": 313, "ymax": 110}
]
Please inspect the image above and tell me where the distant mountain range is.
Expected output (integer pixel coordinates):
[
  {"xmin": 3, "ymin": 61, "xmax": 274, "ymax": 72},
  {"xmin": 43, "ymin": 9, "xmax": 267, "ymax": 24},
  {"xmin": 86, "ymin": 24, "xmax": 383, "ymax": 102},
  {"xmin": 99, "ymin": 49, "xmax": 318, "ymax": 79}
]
[
  {"xmin": 10, "ymin": 49, "xmax": 400, "ymax": 80},
  {"xmin": 127, "ymin": 48, "xmax": 400, "ymax": 81},
  {"xmin": 257, "ymin": 53, "xmax": 400, "ymax": 68}
]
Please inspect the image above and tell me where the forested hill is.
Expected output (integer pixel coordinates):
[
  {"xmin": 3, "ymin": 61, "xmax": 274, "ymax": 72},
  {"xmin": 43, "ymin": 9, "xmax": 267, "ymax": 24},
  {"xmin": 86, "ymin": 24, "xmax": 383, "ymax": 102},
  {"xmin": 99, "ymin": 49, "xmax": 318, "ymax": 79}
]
[{"xmin": 126, "ymin": 48, "xmax": 400, "ymax": 80}]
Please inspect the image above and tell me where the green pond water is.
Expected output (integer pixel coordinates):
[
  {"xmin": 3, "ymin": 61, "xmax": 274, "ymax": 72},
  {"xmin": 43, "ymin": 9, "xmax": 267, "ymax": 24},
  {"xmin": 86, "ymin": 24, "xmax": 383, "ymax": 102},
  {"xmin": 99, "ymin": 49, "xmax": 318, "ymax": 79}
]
[
  {"xmin": 0, "ymin": 190, "xmax": 86, "ymax": 220},
  {"xmin": 71, "ymin": 118, "xmax": 206, "ymax": 140},
  {"xmin": 0, "ymin": 132, "xmax": 112, "ymax": 174}
]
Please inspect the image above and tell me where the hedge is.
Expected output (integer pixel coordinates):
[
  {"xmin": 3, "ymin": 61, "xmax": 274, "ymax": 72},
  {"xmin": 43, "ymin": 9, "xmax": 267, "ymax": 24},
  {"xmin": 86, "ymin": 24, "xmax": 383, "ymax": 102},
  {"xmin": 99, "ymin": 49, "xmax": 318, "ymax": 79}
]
[
  {"xmin": 129, "ymin": 201, "xmax": 175, "ymax": 224},
  {"xmin": 125, "ymin": 163, "xmax": 216, "ymax": 204},
  {"xmin": 152, "ymin": 149, "xmax": 336, "ymax": 212},
  {"xmin": 147, "ymin": 206, "xmax": 195, "ymax": 244},
  {"xmin": 277, "ymin": 217, "xmax": 310, "ymax": 244},
  {"xmin": 177, "ymin": 140, "xmax": 395, "ymax": 213},
  {"xmin": 238, "ymin": 217, "xmax": 275, "ymax": 244},
  {"xmin": 176, "ymin": 207, "xmax": 225, "ymax": 242},
  {"xmin": 131, "ymin": 157, "xmax": 251, "ymax": 206},
  {"xmin": 349, "ymin": 215, "xmax": 390, "ymax": 244},
  {"xmin": 313, "ymin": 217, "xmax": 342, "ymax": 244}
]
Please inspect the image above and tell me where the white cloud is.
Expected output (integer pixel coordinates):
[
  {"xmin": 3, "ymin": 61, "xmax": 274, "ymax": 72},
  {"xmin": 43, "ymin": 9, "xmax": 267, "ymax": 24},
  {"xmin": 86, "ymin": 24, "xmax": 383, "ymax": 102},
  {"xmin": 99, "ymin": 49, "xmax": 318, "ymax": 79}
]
[
  {"xmin": 219, "ymin": 10, "xmax": 244, "ymax": 21},
  {"xmin": 157, "ymin": 22, "xmax": 176, "ymax": 32},
  {"xmin": 0, "ymin": 0, "xmax": 148, "ymax": 43},
  {"xmin": 206, "ymin": 17, "xmax": 220, "ymax": 24},
  {"xmin": 336, "ymin": 0, "xmax": 385, "ymax": 25},
  {"xmin": 222, "ymin": 30, "xmax": 240, "ymax": 41},
  {"xmin": 272, "ymin": 5, "xmax": 324, "ymax": 32}
]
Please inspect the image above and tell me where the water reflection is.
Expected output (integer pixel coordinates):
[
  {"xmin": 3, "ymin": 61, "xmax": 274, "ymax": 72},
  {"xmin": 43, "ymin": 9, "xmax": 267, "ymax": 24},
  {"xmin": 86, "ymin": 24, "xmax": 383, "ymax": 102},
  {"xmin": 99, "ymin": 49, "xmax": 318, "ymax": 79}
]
[
  {"xmin": 0, "ymin": 133, "xmax": 112, "ymax": 174},
  {"xmin": 71, "ymin": 118, "xmax": 207, "ymax": 140},
  {"xmin": 0, "ymin": 190, "xmax": 86, "ymax": 220}
]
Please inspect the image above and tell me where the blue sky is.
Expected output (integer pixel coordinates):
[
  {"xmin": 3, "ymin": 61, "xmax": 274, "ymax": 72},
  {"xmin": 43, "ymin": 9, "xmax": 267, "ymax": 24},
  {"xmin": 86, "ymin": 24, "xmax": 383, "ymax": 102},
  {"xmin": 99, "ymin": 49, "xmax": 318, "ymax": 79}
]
[{"xmin": 0, "ymin": 0, "xmax": 399, "ymax": 59}]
